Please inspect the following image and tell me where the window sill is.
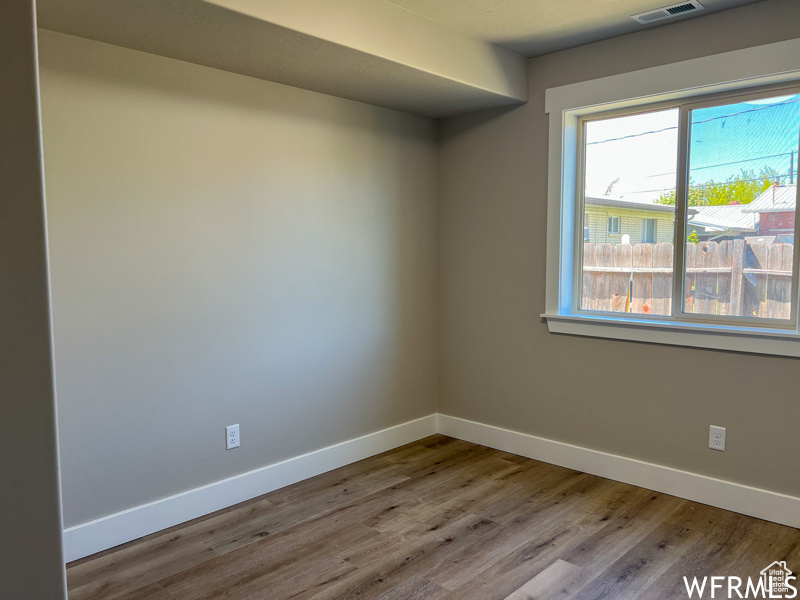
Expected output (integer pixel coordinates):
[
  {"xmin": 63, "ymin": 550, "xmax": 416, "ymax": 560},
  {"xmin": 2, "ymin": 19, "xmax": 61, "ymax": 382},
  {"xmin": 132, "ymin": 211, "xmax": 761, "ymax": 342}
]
[{"xmin": 541, "ymin": 313, "xmax": 800, "ymax": 358}]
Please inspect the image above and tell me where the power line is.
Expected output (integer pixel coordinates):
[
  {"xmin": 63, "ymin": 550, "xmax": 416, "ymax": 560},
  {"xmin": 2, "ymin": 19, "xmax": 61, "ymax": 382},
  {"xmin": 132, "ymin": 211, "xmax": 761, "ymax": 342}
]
[
  {"xmin": 645, "ymin": 150, "xmax": 797, "ymax": 178},
  {"xmin": 586, "ymin": 125, "xmax": 677, "ymax": 146},
  {"xmin": 626, "ymin": 171, "xmax": 798, "ymax": 195},
  {"xmin": 586, "ymin": 97, "xmax": 800, "ymax": 146},
  {"xmin": 692, "ymin": 97, "xmax": 800, "ymax": 126}
]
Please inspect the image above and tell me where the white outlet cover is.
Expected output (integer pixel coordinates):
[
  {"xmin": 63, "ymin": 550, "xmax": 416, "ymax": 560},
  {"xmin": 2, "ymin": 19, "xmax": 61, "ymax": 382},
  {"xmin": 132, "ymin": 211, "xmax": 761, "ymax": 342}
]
[
  {"xmin": 226, "ymin": 424, "xmax": 240, "ymax": 450},
  {"xmin": 709, "ymin": 425, "xmax": 726, "ymax": 452}
]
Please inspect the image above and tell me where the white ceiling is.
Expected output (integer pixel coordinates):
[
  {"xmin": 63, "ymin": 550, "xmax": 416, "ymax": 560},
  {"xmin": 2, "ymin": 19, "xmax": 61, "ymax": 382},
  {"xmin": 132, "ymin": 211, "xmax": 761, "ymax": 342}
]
[
  {"xmin": 385, "ymin": 0, "xmax": 767, "ymax": 57},
  {"xmin": 36, "ymin": 0, "xmax": 769, "ymax": 119},
  {"xmin": 36, "ymin": 0, "xmax": 527, "ymax": 119}
]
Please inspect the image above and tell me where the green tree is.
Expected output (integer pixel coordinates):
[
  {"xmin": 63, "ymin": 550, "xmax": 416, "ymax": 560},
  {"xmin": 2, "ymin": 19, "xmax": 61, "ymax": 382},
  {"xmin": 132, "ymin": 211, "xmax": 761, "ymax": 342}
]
[{"xmin": 654, "ymin": 167, "xmax": 779, "ymax": 207}]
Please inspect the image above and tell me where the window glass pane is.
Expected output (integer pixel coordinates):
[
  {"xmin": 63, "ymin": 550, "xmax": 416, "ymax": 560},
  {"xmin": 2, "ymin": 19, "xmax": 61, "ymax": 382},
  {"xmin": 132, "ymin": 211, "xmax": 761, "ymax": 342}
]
[
  {"xmin": 643, "ymin": 219, "xmax": 656, "ymax": 243},
  {"xmin": 582, "ymin": 109, "xmax": 679, "ymax": 315},
  {"xmin": 682, "ymin": 92, "xmax": 800, "ymax": 320}
]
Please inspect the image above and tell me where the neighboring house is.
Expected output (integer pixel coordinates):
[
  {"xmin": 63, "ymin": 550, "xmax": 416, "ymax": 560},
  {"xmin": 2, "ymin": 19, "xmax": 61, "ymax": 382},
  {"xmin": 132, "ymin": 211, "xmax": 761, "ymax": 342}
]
[
  {"xmin": 743, "ymin": 184, "xmax": 797, "ymax": 241},
  {"xmin": 686, "ymin": 203, "xmax": 758, "ymax": 241},
  {"xmin": 584, "ymin": 196, "xmax": 675, "ymax": 244},
  {"xmin": 585, "ymin": 195, "xmax": 773, "ymax": 245}
]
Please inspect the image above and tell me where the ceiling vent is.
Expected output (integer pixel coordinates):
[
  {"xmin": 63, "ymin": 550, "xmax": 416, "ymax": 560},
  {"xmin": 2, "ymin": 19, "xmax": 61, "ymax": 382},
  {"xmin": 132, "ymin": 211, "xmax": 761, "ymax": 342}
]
[{"xmin": 631, "ymin": 1, "xmax": 704, "ymax": 25}]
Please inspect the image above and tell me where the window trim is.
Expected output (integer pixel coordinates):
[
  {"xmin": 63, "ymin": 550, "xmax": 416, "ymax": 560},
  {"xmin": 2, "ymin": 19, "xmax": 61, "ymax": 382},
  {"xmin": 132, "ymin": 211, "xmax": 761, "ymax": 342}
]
[
  {"xmin": 608, "ymin": 216, "xmax": 620, "ymax": 234},
  {"xmin": 543, "ymin": 37, "xmax": 800, "ymax": 357},
  {"xmin": 573, "ymin": 84, "xmax": 800, "ymax": 330}
]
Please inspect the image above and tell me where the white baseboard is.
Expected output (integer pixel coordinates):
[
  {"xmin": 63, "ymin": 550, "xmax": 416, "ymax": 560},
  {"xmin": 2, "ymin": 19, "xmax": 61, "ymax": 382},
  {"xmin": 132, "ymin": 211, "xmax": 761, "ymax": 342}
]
[
  {"xmin": 438, "ymin": 414, "xmax": 800, "ymax": 530},
  {"xmin": 64, "ymin": 411, "xmax": 800, "ymax": 562},
  {"xmin": 62, "ymin": 414, "xmax": 438, "ymax": 562}
]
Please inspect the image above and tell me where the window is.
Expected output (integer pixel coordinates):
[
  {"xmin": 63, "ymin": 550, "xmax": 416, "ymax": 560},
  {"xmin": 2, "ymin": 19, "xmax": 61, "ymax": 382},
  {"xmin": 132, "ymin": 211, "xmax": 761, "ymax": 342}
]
[
  {"xmin": 543, "ymin": 39, "xmax": 800, "ymax": 356},
  {"xmin": 642, "ymin": 219, "xmax": 656, "ymax": 244},
  {"xmin": 579, "ymin": 87, "xmax": 800, "ymax": 322}
]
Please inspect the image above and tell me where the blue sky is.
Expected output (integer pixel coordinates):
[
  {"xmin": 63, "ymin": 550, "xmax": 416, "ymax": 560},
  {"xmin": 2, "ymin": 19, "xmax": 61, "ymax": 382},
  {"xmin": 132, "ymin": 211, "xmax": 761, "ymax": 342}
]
[
  {"xmin": 583, "ymin": 93, "xmax": 800, "ymax": 203},
  {"xmin": 689, "ymin": 95, "xmax": 800, "ymax": 185}
]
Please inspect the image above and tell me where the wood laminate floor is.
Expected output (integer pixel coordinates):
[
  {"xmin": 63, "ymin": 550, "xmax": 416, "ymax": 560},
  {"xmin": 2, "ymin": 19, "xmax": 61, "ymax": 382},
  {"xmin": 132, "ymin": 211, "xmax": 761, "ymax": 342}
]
[{"xmin": 67, "ymin": 435, "xmax": 800, "ymax": 600}]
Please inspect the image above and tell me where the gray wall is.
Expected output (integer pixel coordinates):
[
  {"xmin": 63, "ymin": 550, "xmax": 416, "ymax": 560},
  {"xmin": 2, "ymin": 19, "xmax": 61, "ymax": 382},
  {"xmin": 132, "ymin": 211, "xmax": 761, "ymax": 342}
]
[
  {"xmin": 36, "ymin": 0, "xmax": 800, "ymax": 539},
  {"xmin": 39, "ymin": 30, "xmax": 438, "ymax": 527},
  {"xmin": 439, "ymin": 0, "xmax": 800, "ymax": 498},
  {"xmin": 0, "ymin": 2, "xmax": 66, "ymax": 599}
]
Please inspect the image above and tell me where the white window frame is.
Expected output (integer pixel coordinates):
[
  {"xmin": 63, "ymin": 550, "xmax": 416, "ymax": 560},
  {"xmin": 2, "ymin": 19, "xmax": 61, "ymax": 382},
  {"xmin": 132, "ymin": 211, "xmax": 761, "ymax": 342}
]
[
  {"xmin": 543, "ymin": 37, "xmax": 800, "ymax": 357},
  {"xmin": 608, "ymin": 216, "xmax": 620, "ymax": 235}
]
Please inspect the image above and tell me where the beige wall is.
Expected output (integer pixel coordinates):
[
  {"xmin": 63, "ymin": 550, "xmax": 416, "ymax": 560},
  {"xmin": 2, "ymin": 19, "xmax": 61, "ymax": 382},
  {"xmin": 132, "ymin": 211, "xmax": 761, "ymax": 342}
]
[
  {"xmin": 0, "ymin": 3, "xmax": 66, "ymax": 599},
  {"xmin": 39, "ymin": 30, "xmax": 438, "ymax": 527},
  {"xmin": 439, "ymin": 0, "xmax": 800, "ymax": 498}
]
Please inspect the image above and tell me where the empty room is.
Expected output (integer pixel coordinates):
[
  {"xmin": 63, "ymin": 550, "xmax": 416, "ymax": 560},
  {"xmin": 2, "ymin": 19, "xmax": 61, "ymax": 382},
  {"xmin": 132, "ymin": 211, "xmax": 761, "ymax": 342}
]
[{"xmin": 4, "ymin": 0, "xmax": 800, "ymax": 599}]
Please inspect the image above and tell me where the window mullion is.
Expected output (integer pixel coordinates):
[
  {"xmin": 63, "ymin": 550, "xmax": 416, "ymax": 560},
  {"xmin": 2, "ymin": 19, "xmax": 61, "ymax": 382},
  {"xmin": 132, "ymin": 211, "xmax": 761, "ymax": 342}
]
[
  {"xmin": 790, "ymin": 131, "xmax": 800, "ymax": 331},
  {"xmin": 671, "ymin": 105, "xmax": 691, "ymax": 319}
]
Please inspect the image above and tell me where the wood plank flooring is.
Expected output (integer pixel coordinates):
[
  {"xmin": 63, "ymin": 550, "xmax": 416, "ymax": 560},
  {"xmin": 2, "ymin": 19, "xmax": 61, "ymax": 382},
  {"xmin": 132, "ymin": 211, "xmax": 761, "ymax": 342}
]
[{"xmin": 67, "ymin": 435, "xmax": 800, "ymax": 600}]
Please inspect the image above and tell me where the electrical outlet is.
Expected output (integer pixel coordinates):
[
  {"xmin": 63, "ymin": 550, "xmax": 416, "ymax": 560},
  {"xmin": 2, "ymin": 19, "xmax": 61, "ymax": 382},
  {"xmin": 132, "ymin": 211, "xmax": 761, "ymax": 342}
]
[
  {"xmin": 226, "ymin": 424, "xmax": 240, "ymax": 450},
  {"xmin": 709, "ymin": 425, "xmax": 726, "ymax": 452}
]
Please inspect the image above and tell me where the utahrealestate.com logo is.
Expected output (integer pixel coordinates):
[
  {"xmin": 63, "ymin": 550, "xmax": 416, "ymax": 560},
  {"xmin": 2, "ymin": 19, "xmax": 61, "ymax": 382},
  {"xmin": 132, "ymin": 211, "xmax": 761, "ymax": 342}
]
[{"xmin": 684, "ymin": 562, "xmax": 797, "ymax": 598}]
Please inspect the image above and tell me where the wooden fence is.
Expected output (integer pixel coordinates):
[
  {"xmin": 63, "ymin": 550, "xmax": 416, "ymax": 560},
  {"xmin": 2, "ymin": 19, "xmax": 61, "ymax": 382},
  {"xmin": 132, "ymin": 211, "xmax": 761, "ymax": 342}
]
[{"xmin": 581, "ymin": 240, "xmax": 794, "ymax": 319}]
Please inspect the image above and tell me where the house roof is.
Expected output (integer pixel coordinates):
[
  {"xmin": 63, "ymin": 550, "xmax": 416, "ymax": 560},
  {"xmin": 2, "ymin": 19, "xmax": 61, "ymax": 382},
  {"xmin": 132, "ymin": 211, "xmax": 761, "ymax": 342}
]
[
  {"xmin": 584, "ymin": 196, "xmax": 675, "ymax": 213},
  {"xmin": 688, "ymin": 204, "xmax": 758, "ymax": 233},
  {"xmin": 742, "ymin": 184, "xmax": 798, "ymax": 214},
  {"xmin": 585, "ymin": 195, "xmax": 761, "ymax": 235}
]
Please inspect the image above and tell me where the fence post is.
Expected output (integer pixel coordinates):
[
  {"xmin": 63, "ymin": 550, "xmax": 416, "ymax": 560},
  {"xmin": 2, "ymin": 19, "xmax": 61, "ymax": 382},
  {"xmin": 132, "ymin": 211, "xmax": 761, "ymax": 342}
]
[
  {"xmin": 596, "ymin": 244, "xmax": 614, "ymax": 312},
  {"xmin": 632, "ymin": 244, "xmax": 653, "ymax": 314},
  {"xmin": 766, "ymin": 243, "xmax": 793, "ymax": 320},
  {"xmin": 652, "ymin": 242, "xmax": 673, "ymax": 316},
  {"xmin": 743, "ymin": 242, "xmax": 770, "ymax": 318},
  {"xmin": 728, "ymin": 239, "xmax": 744, "ymax": 317},
  {"xmin": 611, "ymin": 244, "xmax": 632, "ymax": 312}
]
